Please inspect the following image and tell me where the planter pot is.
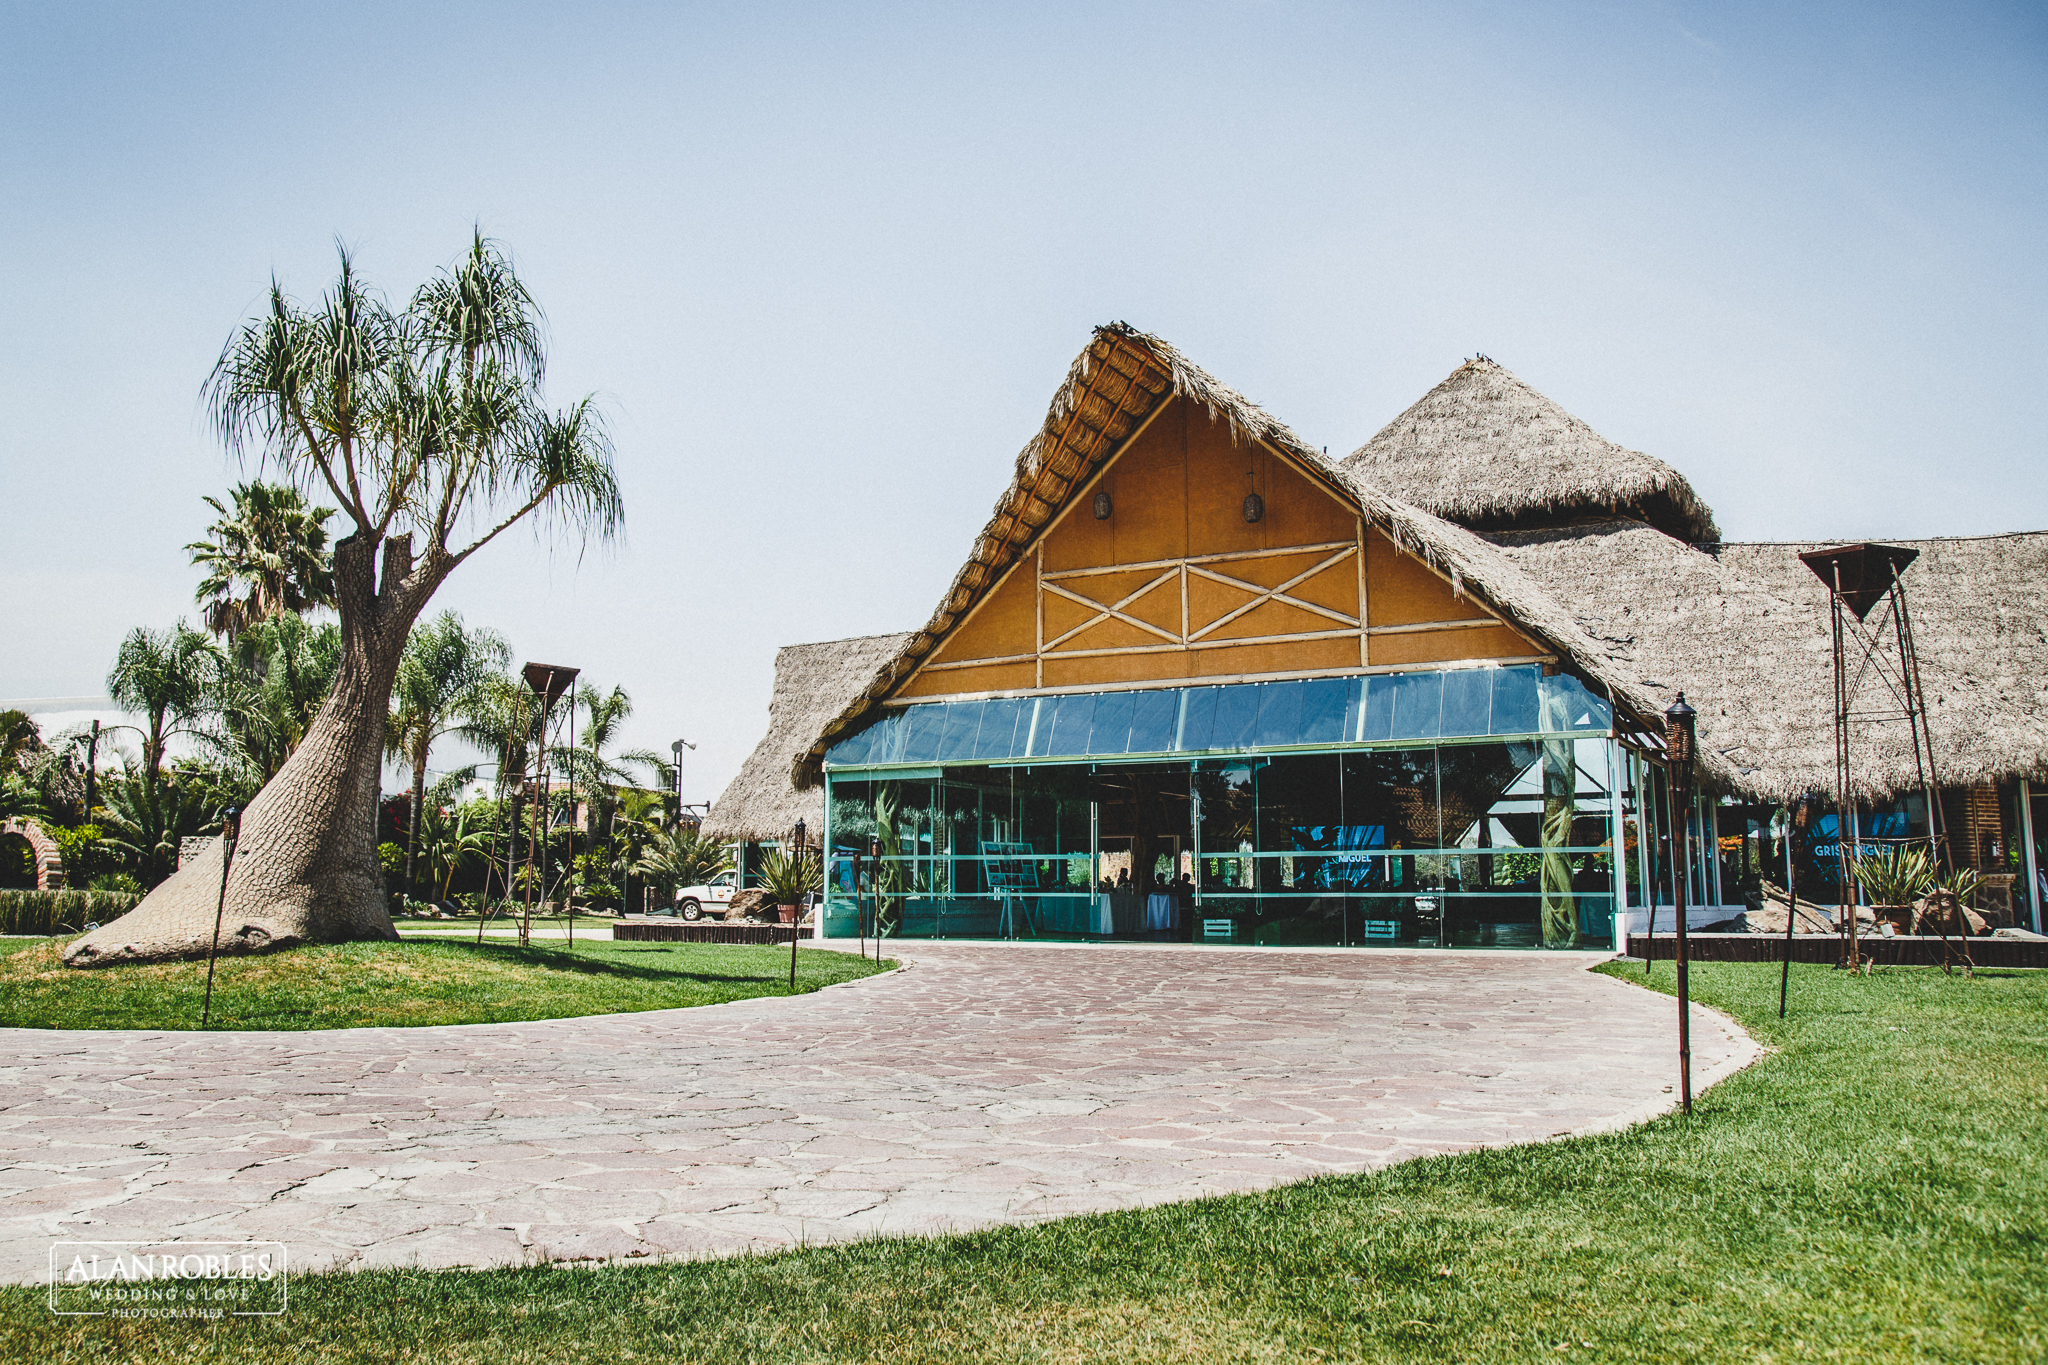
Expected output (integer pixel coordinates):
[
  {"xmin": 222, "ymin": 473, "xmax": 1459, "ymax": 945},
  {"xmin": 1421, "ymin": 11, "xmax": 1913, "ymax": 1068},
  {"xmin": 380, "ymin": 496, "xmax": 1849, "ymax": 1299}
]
[{"xmin": 777, "ymin": 905, "xmax": 798, "ymax": 924}]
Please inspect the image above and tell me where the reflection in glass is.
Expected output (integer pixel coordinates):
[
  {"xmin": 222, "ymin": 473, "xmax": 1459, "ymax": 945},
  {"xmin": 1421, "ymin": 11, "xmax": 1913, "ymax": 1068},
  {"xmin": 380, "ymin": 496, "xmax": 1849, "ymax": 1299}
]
[
  {"xmin": 1089, "ymin": 691, "xmax": 1135, "ymax": 755},
  {"xmin": 1128, "ymin": 689, "xmax": 1178, "ymax": 753},
  {"xmin": 1440, "ymin": 669, "xmax": 1492, "ymax": 738}
]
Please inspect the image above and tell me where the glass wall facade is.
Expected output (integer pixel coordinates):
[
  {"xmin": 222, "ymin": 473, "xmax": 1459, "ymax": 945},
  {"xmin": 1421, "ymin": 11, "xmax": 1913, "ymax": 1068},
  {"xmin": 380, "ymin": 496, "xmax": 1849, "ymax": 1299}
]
[{"xmin": 822, "ymin": 667, "xmax": 1633, "ymax": 950}]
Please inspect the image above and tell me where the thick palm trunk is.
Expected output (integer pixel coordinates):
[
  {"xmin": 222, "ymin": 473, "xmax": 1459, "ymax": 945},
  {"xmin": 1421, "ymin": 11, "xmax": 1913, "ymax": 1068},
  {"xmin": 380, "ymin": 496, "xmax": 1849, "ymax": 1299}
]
[{"xmin": 68, "ymin": 534, "xmax": 447, "ymax": 967}]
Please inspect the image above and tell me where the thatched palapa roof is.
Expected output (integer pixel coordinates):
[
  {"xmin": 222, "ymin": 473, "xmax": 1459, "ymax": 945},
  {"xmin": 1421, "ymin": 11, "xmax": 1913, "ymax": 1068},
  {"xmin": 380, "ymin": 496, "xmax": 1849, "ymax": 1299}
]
[
  {"xmin": 1490, "ymin": 522, "xmax": 2048, "ymax": 802},
  {"xmin": 702, "ymin": 632, "xmax": 914, "ymax": 842},
  {"xmin": 708, "ymin": 324, "xmax": 2044, "ymax": 831},
  {"xmin": 1346, "ymin": 358, "xmax": 1720, "ymax": 543},
  {"xmin": 777, "ymin": 325, "xmax": 1715, "ymax": 791}
]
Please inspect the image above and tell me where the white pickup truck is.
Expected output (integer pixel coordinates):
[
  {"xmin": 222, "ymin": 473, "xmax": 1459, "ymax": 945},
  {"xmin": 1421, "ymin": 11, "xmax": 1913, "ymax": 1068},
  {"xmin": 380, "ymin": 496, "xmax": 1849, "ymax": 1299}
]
[{"xmin": 672, "ymin": 871, "xmax": 740, "ymax": 920}]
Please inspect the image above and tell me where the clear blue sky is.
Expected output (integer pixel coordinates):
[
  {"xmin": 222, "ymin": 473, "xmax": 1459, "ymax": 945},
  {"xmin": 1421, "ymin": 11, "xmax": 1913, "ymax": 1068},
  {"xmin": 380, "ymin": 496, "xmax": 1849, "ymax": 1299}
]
[{"xmin": 3, "ymin": 1, "xmax": 2043, "ymax": 801}]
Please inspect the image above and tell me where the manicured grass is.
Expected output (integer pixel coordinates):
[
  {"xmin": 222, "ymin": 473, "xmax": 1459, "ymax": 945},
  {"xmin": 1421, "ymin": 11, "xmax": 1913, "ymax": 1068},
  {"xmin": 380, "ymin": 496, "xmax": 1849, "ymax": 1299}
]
[
  {"xmin": 7, "ymin": 962, "xmax": 2045, "ymax": 1362},
  {"xmin": 0, "ymin": 937, "xmax": 891, "ymax": 1031}
]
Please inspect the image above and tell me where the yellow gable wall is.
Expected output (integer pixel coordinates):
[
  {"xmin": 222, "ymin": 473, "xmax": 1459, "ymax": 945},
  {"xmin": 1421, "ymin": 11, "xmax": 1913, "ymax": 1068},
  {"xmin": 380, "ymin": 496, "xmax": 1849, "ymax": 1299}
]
[{"xmin": 896, "ymin": 396, "xmax": 1544, "ymax": 700}]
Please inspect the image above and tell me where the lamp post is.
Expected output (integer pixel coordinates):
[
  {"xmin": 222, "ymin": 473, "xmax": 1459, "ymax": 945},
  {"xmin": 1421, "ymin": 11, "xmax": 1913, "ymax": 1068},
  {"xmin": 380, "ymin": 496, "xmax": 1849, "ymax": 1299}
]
[
  {"xmin": 83, "ymin": 720, "xmax": 100, "ymax": 819},
  {"xmin": 852, "ymin": 845, "xmax": 865, "ymax": 963},
  {"xmin": 1665, "ymin": 693, "xmax": 1698, "ymax": 1117},
  {"xmin": 200, "ymin": 806, "xmax": 242, "ymax": 1029},
  {"xmin": 670, "ymin": 739, "xmax": 694, "ymax": 831},
  {"xmin": 789, "ymin": 818, "xmax": 807, "ymax": 988}
]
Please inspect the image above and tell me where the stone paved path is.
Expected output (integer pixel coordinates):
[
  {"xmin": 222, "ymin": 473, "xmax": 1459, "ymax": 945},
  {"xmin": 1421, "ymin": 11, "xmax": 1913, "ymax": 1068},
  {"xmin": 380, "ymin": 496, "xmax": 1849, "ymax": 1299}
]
[{"xmin": 0, "ymin": 943, "xmax": 1755, "ymax": 1281}]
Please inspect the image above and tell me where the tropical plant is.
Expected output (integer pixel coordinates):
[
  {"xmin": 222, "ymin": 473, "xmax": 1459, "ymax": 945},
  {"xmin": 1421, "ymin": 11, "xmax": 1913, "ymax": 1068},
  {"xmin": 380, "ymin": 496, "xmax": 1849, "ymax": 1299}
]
[
  {"xmin": 70, "ymin": 234, "xmax": 619, "ymax": 967},
  {"xmin": 1853, "ymin": 844, "xmax": 1935, "ymax": 906},
  {"xmin": 757, "ymin": 846, "xmax": 822, "ymax": 907},
  {"xmin": 106, "ymin": 623, "xmax": 221, "ymax": 787},
  {"xmin": 548, "ymin": 683, "xmax": 666, "ymax": 827},
  {"xmin": 204, "ymin": 613, "xmax": 344, "ymax": 784},
  {"xmin": 416, "ymin": 800, "xmax": 492, "ymax": 903},
  {"xmin": 455, "ymin": 672, "xmax": 549, "ymax": 907},
  {"xmin": 603, "ymin": 787, "xmax": 669, "ymax": 913},
  {"xmin": 186, "ymin": 480, "xmax": 337, "ymax": 640},
  {"xmin": 0, "ymin": 709, "xmax": 39, "ymax": 773},
  {"xmin": 633, "ymin": 824, "xmax": 731, "ymax": 899},
  {"xmin": 16, "ymin": 732, "xmax": 86, "ymax": 827},
  {"xmin": 96, "ymin": 767, "xmax": 224, "ymax": 889},
  {"xmin": 872, "ymin": 784, "xmax": 905, "ymax": 936},
  {"xmin": 49, "ymin": 825, "xmax": 114, "ymax": 890},
  {"xmin": 1, "ymin": 773, "xmax": 46, "ymax": 826},
  {"xmin": 386, "ymin": 610, "xmax": 510, "ymax": 898},
  {"xmin": 571, "ymin": 851, "xmax": 619, "ymax": 907},
  {"xmin": 1932, "ymin": 863, "xmax": 1982, "ymax": 906}
]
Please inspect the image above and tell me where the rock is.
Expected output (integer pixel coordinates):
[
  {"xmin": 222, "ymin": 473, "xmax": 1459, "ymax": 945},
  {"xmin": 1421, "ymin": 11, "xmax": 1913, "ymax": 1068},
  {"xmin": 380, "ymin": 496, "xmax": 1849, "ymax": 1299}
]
[
  {"xmin": 1913, "ymin": 891, "xmax": 1989, "ymax": 937},
  {"xmin": 1731, "ymin": 899, "xmax": 1837, "ymax": 935}
]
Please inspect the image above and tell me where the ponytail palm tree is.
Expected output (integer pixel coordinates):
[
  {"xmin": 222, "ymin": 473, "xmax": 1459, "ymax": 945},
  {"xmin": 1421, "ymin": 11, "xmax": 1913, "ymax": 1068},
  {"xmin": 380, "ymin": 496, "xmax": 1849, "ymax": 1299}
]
[
  {"xmin": 387, "ymin": 611, "xmax": 510, "ymax": 898},
  {"xmin": 68, "ymin": 234, "xmax": 620, "ymax": 968}
]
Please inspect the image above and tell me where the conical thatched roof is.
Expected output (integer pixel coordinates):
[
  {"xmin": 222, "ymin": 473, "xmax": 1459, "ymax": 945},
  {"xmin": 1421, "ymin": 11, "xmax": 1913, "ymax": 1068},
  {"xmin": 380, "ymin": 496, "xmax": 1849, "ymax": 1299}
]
[
  {"xmin": 1490, "ymin": 522, "xmax": 2048, "ymax": 802},
  {"xmin": 1345, "ymin": 358, "xmax": 1720, "ymax": 542},
  {"xmin": 702, "ymin": 632, "xmax": 914, "ymax": 842}
]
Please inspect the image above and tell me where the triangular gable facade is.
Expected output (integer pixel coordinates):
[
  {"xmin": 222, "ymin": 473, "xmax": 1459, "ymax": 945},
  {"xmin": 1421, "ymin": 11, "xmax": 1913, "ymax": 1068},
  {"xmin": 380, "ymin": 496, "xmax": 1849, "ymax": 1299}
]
[
  {"xmin": 794, "ymin": 326, "xmax": 1624, "ymax": 786},
  {"xmin": 898, "ymin": 391, "xmax": 1546, "ymax": 702}
]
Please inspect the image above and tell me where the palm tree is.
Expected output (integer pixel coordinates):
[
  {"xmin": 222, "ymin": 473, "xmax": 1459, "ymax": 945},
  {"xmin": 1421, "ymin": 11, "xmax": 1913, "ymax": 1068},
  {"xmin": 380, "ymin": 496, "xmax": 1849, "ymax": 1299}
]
[
  {"xmin": 634, "ymin": 824, "xmax": 732, "ymax": 905},
  {"xmin": 608, "ymin": 787, "xmax": 670, "ymax": 913},
  {"xmin": 186, "ymin": 481, "xmax": 337, "ymax": 640},
  {"xmin": 1, "ymin": 772, "xmax": 47, "ymax": 827},
  {"xmin": 455, "ymin": 671, "xmax": 547, "ymax": 907},
  {"xmin": 416, "ymin": 798, "xmax": 493, "ymax": 903},
  {"xmin": 106, "ymin": 624, "xmax": 221, "ymax": 788},
  {"xmin": 71, "ymin": 233, "xmax": 619, "ymax": 967},
  {"xmin": 387, "ymin": 611, "xmax": 510, "ymax": 899},
  {"xmin": 547, "ymin": 682, "xmax": 665, "ymax": 908},
  {"xmin": 0, "ymin": 710, "xmax": 39, "ymax": 773},
  {"xmin": 547, "ymin": 683, "xmax": 652, "ymax": 790},
  {"xmin": 204, "ymin": 614, "xmax": 343, "ymax": 785}
]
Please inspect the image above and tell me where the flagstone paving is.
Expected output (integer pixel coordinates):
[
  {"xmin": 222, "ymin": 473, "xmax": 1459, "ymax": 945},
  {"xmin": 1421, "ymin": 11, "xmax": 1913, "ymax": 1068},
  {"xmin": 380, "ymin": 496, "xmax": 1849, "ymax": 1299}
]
[{"xmin": 0, "ymin": 942, "xmax": 1755, "ymax": 1280}]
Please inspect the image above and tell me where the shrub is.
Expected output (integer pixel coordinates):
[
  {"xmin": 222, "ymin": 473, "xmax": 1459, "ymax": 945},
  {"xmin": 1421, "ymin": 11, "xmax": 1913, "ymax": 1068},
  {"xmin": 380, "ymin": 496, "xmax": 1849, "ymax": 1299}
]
[
  {"xmin": 0, "ymin": 889, "xmax": 141, "ymax": 936},
  {"xmin": 49, "ymin": 824, "xmax": 116, "ymax": 888}
]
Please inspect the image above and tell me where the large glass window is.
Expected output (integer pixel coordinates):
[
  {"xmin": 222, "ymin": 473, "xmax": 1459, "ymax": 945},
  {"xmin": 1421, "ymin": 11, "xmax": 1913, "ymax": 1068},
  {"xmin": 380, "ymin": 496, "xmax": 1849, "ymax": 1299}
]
[
  {"xmin": 818, "ymin": 665, "xmax": 1621, "ymax": 950},
  {"xmin": 824, "ymin": 735, "xmax": 1619, "ymax": 951},
  {"xmin": 826, "ymin": 666, "xmax": 1612, "ymax": 771}
]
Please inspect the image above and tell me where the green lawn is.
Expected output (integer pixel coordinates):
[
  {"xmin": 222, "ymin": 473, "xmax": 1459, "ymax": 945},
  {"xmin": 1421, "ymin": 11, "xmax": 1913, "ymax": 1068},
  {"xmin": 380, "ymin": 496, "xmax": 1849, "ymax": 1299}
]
[
  {"xmin": 6, "ymin": 962, "xmax": 2044, "ymax": 1362},
  {"xmin": 0, "ymin": 937, "xmax": 890, "ymax": 1031}
]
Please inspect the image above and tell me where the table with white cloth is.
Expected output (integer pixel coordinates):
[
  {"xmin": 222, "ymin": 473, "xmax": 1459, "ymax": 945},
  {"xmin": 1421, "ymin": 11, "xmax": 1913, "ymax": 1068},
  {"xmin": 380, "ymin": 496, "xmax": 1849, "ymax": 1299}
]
[
  {"xmin": 1145, "ymin": 892, "xmax": 1175, "ymax": 931},
  {"xmin": 1094, "ymin": 894, "xmax": 1115, "ymax": 935}
]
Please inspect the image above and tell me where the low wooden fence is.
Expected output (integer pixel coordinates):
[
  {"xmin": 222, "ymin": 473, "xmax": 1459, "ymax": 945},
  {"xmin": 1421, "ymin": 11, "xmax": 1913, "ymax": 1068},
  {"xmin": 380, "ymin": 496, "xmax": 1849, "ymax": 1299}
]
[
  {"xmin": 612, "ymin": 918, "xmax": 799, "ymax": 946},
  {"xmin": 1632, "ymin": 933, "xmax": 2047, "ymax": 969}
]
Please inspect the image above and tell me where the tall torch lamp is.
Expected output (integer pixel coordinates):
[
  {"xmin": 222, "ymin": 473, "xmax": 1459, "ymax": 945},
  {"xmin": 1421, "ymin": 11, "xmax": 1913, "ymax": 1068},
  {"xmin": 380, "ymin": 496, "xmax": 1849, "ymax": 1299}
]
[{"xmin": 1665, "ymin": 692, "xmax": 1698, "ymax": 1117}]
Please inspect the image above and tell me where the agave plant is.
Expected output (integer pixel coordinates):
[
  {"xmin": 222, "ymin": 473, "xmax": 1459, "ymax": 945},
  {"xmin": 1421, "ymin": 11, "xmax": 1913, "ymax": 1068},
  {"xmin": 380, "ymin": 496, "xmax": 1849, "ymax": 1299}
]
[
  {"xmin": 1932, "ymin": 864, "xmax": 1982, "ymax": 906},
  {"xmin": 757, "ymin": 845, "xmax": 822, "ymax": 907},
  {"xmin": 1853, "ymin": 844, "xmax": 1934, "ymax": 906}
]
